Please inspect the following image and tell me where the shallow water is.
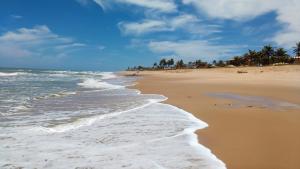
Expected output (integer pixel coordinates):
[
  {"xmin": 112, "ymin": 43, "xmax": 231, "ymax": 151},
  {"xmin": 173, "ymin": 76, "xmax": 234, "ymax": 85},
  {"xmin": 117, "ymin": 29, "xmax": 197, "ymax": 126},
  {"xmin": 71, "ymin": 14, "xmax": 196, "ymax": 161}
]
[
  {"xmin": 207, "ymin": 92, "xmax": 300, "ymax": 110},
  {"xmin": 0, "ymin": 69, "xmax": 225, "ymax": 169}
]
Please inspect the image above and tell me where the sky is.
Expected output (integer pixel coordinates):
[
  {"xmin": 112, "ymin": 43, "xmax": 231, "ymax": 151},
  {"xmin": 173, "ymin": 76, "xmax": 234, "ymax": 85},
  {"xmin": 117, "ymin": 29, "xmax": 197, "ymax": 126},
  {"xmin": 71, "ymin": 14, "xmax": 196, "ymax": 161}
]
[{"xmin": 0, "ymin": 0, "xmax": 299, "ymax": 71}]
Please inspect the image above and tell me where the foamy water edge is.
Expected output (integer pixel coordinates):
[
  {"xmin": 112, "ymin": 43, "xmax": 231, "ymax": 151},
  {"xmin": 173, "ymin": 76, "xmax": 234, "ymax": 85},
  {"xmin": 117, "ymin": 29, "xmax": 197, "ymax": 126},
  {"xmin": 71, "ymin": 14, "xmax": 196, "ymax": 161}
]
[
  {"xmin": 36, "ymin": 72, "xmax": 226, "ymax": 168},
  {"xmin": 121, "ymin": 74, "xmax": 227, "ymax": 168}
]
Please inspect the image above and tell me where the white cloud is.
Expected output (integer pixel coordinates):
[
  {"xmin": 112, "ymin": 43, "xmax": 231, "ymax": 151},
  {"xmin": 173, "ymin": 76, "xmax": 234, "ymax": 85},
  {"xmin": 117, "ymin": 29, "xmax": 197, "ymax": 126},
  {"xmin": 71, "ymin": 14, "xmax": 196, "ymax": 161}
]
[
  {"xmin": 90, "ymin": 0, "xmax": 177, "ymax": 13},
  {"xmin": 118, "ymin": 0, "xmax": 176, "ymax": 12},
  {"xmin": 182, "ymin": 0, "xmax": 275, "ymax": 20},
  {"xmin": 0, "ymin": 25, "xmax": 51, "ymax": 42},
  {"xmin": 0, "ymin": 25, "xmax": 82, "ymax": 58},
  {"xmin": 182, "ymin": 0, "xmax": 300, "ymax": 47},
  {"xmin": 271, "ymin": 2, "xmax": 300, "ymax": 47},
  {"xmin": 93, "ymin": 0, "xmax": 111, "ymax": 11},
  {"xmin": 55, "ymin": 43, "xmax": 86, "ymax": 50},
  {"xmin": 0, "ymin": 25, "xmax": 71, "ymax": 44},
  {"xmin": 169, "ymin": 14, "xmax": 198, "ymax": 28},
  {"xmin": 119, "ymin": 14, "xmax": 220, "ymax": 35},
  {"xmin": 119, "ymin": 20, "xmax": 169, "ymax": 35},
  {"xmin": 148, "ymin": 40, "xmax": 238, "ymax": 61}
]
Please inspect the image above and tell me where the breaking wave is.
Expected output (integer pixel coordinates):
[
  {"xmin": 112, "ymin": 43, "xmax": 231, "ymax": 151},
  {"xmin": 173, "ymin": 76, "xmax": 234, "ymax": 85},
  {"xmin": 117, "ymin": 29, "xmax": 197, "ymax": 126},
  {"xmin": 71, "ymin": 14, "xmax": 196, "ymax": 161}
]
[{"xmin": 78, "ymin": 78, "xmax": 124, "ymax": 89}]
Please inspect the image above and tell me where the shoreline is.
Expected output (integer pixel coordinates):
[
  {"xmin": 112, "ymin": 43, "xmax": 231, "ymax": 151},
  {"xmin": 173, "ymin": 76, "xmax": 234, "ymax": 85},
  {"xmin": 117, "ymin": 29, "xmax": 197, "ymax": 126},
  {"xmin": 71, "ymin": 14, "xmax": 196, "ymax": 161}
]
[{"xmin": 126, "ymin": 65, "xmax": 300, "ymax": 169}]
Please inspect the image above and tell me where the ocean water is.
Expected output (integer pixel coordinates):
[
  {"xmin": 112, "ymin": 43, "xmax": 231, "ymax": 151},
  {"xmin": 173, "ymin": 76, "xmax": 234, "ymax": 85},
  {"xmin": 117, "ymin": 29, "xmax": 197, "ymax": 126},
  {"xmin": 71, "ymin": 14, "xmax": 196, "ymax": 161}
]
[{"xmin": 0, "ymin": 68, "xmax": 226, "ymax": 169}]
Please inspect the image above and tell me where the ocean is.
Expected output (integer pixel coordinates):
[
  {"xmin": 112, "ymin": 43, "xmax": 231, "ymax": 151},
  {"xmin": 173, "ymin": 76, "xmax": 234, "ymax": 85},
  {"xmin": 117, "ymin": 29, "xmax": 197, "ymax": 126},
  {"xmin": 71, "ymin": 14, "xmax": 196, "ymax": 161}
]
[{"xmin": 0, "ymin": 68, "xmax": 225, "ymax": 169}]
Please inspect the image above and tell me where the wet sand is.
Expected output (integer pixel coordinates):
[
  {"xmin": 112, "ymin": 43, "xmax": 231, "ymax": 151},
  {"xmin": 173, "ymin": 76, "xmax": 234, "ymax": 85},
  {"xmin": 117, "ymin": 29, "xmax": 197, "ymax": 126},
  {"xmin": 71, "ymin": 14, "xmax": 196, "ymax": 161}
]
[{"xmin": 126, "ymin": 65, "xmax": 300, "ymax": 169}]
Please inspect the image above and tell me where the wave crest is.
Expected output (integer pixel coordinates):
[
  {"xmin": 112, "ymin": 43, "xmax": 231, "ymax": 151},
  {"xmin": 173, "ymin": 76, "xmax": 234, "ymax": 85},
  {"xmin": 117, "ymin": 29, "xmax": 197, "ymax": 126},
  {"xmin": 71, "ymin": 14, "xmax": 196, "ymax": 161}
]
[
  {"xmin": 0, "ymin": 72, "xmax": 29, "ymax": 76},
  {"xmin": 78, "ymin": 78, "xmax": 124, "ymax": 89}
]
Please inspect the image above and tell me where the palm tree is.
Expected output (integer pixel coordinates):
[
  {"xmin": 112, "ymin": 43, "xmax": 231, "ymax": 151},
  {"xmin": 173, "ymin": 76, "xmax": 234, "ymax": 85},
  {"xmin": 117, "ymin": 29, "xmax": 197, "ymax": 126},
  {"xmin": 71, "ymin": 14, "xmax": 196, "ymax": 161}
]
[
  {"xmin": 248, "ymin": 50, "xmax": 261, "ymax": 65},
  {"xmin": 232, "ymin": 56, "xmax": 242, "ymax": 66},
  {"xmin": 261, "ymin": 45, "xmax": 275, "ymax": 65},
  {"xmin": 159, "ymin": 59, "xmax": 167, "ymax": 68},
  {"xmin": 294, "ymin": 42, "xmax": 300, "ymax": 56},
  {"xmin": 176, "ymin": 60, "xmax": 185, "ymax": 69},
  {"xmin": 275, "ymin": 48, "xmax": 289, "ymax": 63},
  {"xmin": 195, "ymin": 60, "xmax": 207, "ymax": 68},
  {"xmin": 167, "ymin": 59, "xmax": 174, "ymax": 67}
]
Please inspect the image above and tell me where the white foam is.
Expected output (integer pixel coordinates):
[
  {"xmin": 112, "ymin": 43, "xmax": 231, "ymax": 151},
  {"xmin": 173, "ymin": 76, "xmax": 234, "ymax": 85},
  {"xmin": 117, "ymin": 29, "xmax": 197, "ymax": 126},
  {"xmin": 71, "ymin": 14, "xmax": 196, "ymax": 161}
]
[
  {"xmin": 99, "ymin": 72, "xmax": 117, "ymax": 79},
  {"xmin": 4, "ymin": 99, "xmax": 226, "ymax": 169},
  {"xmin": 0, "ymin": 73, "xmax": 227, "ymax": 169},
  {"xmin": 78, "ymin": 78, "xmax": 124, "ymax": 89},
  {"xmin": 35, "ymin": 98, "xmax": 163, "ymax": 133},
  {"xmin": 33, "ymin": 91, "xmax": 76, "ymax": 100},
  {"xmin": 0, "ymin": 72, "xmax": 28, "ymax": 76},
  {"xmin": 48, "ymin": 73, "xmax": 69, "ymax": 77}
]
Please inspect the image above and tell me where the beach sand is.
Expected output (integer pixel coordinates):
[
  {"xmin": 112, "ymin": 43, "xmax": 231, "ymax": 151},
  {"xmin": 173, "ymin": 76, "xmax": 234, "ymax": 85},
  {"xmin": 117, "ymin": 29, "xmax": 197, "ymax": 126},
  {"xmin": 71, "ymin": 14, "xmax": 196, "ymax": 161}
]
[{"xmin": 127, "ymin": 65, "xmax": 300, "ymax": 169}]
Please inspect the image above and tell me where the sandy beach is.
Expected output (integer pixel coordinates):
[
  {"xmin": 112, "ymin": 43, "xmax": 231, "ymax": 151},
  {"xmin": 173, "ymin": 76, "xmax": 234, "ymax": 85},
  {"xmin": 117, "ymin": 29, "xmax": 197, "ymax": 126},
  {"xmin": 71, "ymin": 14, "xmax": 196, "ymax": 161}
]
[{"xmin": 127, "ymin": 65, "xmax": 300, "ymax": 169}]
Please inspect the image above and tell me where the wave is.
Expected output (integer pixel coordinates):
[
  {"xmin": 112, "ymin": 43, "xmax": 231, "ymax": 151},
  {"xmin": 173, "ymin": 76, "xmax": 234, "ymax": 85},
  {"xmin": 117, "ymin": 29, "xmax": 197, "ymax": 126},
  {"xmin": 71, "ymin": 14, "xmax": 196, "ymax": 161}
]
[
  {"xmin": 33, "ymin": 91, "xmax": 76, "ymax": 100},
  {"xmin": 78, "ymin": 78, "xmax": 124, "ymax": 89},
  {"xmin": 99, "ymin": 72, "xmax": 117, "ymax": 79},
  {"xmin": 33, "ymin": 96, "xmax": 226, "ymax": 168},
  {"xmin": 0, "ymin": 72, "xmax": 29, "ymax": 77},
  {"xmin": 157, "ymin": 103, "xmax": 226, "ymax": 168},
  {"xmin": 3, "ymin": 105, "xmax": 31, "ymax": 116},
  {"xmin": 48, "ymin": 73, "xmax": 70, "ymax": 77},
  {"xmin": 34, "ymin": 98, "xmax": 164, "ymax": 133},
  {"xmin": 41, "ymin": 70, "xmax": 117, "ymax": 80}
]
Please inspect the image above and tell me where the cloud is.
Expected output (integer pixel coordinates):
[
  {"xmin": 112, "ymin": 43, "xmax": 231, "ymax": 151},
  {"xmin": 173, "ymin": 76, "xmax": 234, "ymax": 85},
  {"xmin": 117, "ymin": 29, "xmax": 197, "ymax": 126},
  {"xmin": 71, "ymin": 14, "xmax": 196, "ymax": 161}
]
[
  {"xmin": 0, "ymin": 25, "xmax": 71, "ymax": 44},
  {"xmin": 271, "ymin": 2, "xmax": 300, "ymax": 47},
  {"xmin": 148, "ymin": 40, "xmax": 239, "ymax": 61},
  {"xmin": 10, "ymin": 15, "xmax": 23, "ymax": 19},
  {"xmin": 0, "ymin": 25, "xmax": 82, "ymax": 58},
  {"xmin": 55, "ymin": 43, "xmax": 86, "ymax": 50},
  {"xmin": 117, "ymin": 0, "xmax": 176, "ymax": 12},
  {"xmin": 182, "ymin": 0, "xmax": 300, "ymax": 47},
  {"xmin": 93, "ymin": 0, "xmax": 111, "ymax": 11},
  {"xmin": 89, "ymin": 0, "xmax": 177, "ymax": 13},
  {"xmin": 119, "ymin": 20, "xmax": 169, "ymax": 35},
  {"xmin": 0, "ymin": 44, "xmax": 32, "ymax": 57},
  {"xmin": 182, "ymin": 0, "xmax": 275, "ymax": 20},
  {"xmin": 119, "ymin": 14, "xmax": 220, "ymax": 36}
]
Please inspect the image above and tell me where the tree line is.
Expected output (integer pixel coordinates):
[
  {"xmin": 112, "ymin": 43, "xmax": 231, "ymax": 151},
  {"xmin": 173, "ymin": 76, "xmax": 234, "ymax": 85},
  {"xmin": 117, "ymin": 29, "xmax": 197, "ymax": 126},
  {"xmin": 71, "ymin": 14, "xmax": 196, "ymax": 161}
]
[{"xmin": 127, "ymin": 42, "xmax": 300, "ymax": 71}]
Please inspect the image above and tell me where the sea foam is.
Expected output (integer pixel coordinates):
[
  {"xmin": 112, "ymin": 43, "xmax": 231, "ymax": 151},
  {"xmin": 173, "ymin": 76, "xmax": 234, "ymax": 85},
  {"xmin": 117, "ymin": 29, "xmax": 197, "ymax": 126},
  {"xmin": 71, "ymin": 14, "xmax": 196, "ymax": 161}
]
[
  {"xmin": 34, "ymin": 98, "xmax": 164, "ymax": 133},
  {"xmin": 0, "ymin": 98, "xmax": 226, "ymax": 169},
  {"xmin": 99, "ymin": 72, "xmax": 117, "ymax": 79},
  {"xmin": 78, "ymin": 78, "xmax": 124, "ymax": 89},
  {"xmin": 0, "ymin": 72, "xmax": 29, "ymax": 76}
]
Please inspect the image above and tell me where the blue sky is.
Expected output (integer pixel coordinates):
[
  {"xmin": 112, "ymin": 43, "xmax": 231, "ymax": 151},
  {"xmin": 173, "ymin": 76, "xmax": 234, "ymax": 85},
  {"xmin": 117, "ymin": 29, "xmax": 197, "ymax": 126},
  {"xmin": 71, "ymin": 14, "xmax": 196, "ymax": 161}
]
[{"xmin": 0, "ymin": 0, "xmax": 299, "ymax": 71}]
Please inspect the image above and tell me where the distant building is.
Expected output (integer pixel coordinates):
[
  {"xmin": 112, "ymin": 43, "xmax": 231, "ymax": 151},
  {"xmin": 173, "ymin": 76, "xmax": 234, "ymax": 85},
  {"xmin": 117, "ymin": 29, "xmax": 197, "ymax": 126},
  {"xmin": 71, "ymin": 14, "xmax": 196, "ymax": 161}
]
[{"xmin": 295, "ymin": 56, "xmax": 300, "ymax": 64}]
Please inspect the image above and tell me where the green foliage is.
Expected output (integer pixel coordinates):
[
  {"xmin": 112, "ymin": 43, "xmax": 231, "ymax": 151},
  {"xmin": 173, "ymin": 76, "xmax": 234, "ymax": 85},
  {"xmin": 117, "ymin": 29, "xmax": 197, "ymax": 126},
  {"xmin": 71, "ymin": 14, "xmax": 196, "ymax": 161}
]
[
  {"xmin": 128, "ymin": 42, "xmax": 298, "ymax": 71},
  {"xmin": 195, "ymin": 60, "xmax": 208, "ymax": 68},
  {"xmin": 261, "ymin": 45, "xmax": 275, "ymax": 65},
  {"xmin": 167, "ymin": 59, "xmax": 174, "ymax": 67},
  {"xmin": 294, "ymin": 42, "xmax": 300, "ymax": 56},
  {"xmin": 159, "ymin": 59, "xmax": 167, "ymax": 67},
  {"xmin": 176, "ymin": 60, "xmax": 185, "ymax": 69}
]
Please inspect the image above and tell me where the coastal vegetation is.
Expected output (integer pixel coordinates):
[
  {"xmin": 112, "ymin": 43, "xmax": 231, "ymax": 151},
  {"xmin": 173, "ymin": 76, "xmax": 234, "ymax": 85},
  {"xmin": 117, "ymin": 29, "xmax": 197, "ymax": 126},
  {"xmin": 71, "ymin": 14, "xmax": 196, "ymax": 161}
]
[{"xmin": 127, "ymin": 42, "xmax": 300, "ymax": 71}]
